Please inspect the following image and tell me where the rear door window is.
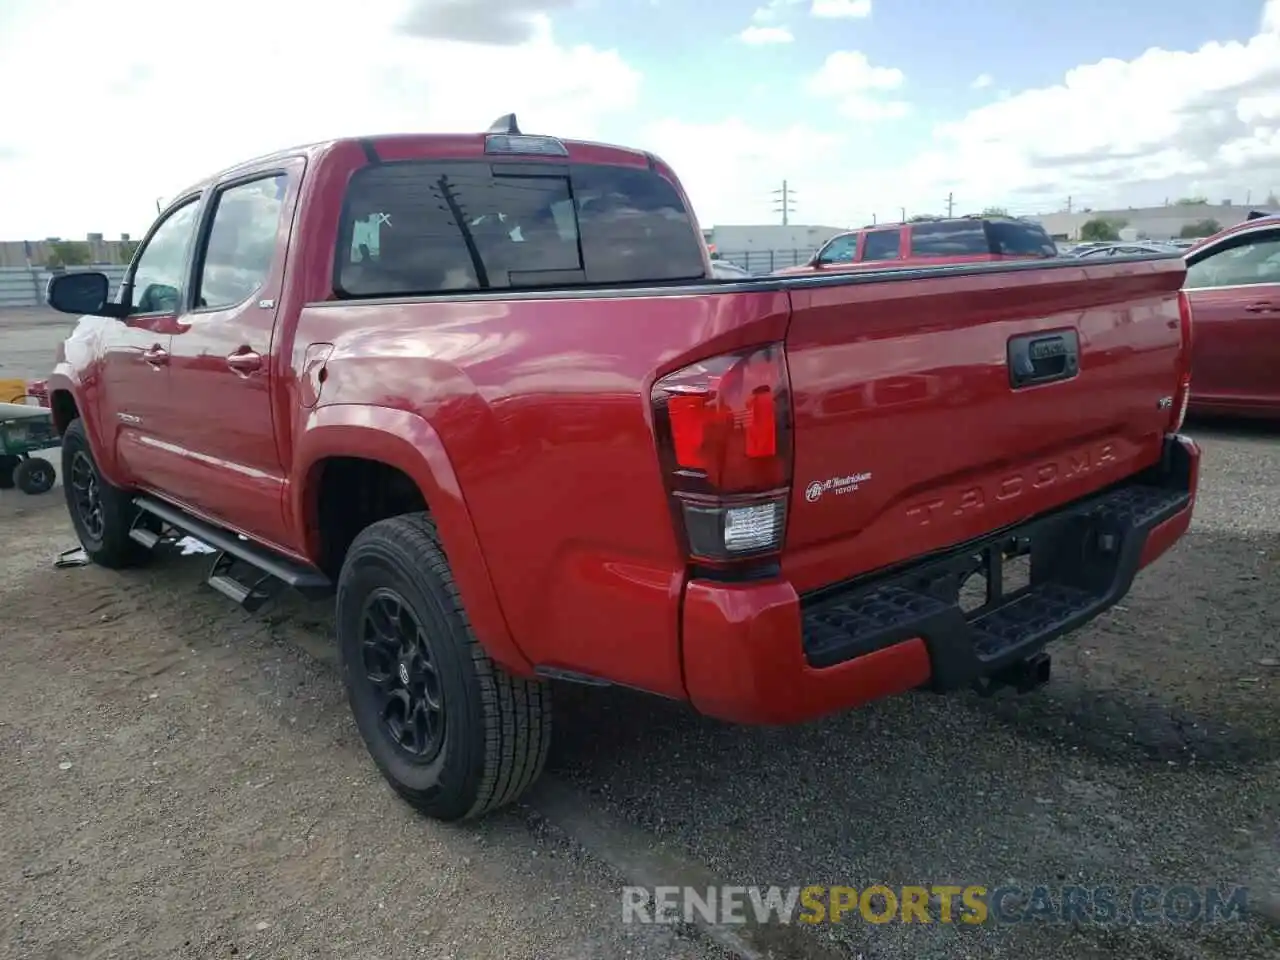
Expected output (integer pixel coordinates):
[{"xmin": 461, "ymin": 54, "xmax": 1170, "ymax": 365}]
[
  {"xmin": 860, "ymin": 229, "xmax": 901, "ymax": 261},
  {"xmin": 336, "ymin": 161, "xmax": 706, "ymax": 296},
  {"xmin": 908, "ymin": 220, "xmax": 989, "ymax": 256},
  {"xmin": 985, "ymin": 220, "xmax": 1059, "ymax": 257}
]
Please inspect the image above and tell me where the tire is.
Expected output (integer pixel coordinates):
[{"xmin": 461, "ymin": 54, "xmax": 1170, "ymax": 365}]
[
  {"xmin": 336, "ymin": 512, "xmax": 551, "ymax": 821},
  {"xmin": 14, "ymin": 456, "xmax": 56, "ymax": 495},
  {"xmin": 0, "ymin": 454, "xmax": 17, "ymax": 490},
  {"xmin": 61, "ymin": 419, "xmax": 150, "ymax": 568}
]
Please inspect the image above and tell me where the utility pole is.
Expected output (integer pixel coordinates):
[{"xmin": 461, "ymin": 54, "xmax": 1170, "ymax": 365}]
[
  {"xmin": 771, "ymin": 180, "xmax": 796, "ymax": 226},
  {"xmin": 900, "ymin": 206, "xmax": 906, "ymax": 221},
  {"xmin": 1066, "ymin": 196, "xmax": 1072, "ymax": 213},
  {"xmin": 945, "ymin": 192, "xmax": 954, "ymax": 217}
]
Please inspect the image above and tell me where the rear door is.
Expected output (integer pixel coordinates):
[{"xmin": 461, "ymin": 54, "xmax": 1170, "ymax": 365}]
[
  {"xmin": 101, "ymin": 196, "xmax": 203, "ymax": 486},
  {"xmin": 1184, "ymin": 225, "xmax": 1280, "ymax": 411},
  {"xmin": 162, "ymin": 163, "xmax": 302, "ymax": 545}
]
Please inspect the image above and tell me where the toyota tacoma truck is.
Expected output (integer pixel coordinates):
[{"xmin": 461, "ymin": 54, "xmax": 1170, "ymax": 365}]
[{"xmin": 43, "ymin": 115, "xmax": 1199, "ymax": 821}]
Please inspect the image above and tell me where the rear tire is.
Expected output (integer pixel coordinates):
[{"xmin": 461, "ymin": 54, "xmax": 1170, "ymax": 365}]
[
  {"xmin": 336, "ymin": 512, "xmax": 551, "ymax": 821},
  {"xmin": 14, "ymin": 456, "xmax": 56, "ymax": 495},
  {"xmin": 61, "ymin": 419, "xmax": 150, "ymax": 568}
]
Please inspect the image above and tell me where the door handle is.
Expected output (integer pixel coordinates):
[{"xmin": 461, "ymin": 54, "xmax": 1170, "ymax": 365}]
[
  {"xmin": 1244, "ymin": 302, "xmax": 1278, "ymax": 313},
  {"xmin": 226, "ymin": 349, "xmax": 263, "ymax": 374},
  {"xmin": 141, "ymin": 345, "xmax": 168, "ymax": 366}
]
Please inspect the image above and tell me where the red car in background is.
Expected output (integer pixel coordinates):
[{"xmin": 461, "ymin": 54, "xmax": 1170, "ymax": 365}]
[
  {"xmin": 773, "ymin": 215, "xmax": 1059, "ymax": 275},
  {"xmin": 1184, "ymin": 215, "xmax": 1280, "ymax": 418}
]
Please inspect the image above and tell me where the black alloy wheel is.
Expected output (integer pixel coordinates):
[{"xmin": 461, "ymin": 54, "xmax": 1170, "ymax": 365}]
[{"xmin": 359, "ymin": 587, "xmax": 446, "ymax": 762}]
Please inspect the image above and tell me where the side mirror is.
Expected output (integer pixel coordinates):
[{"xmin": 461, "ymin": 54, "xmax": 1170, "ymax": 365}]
[{"xmin": 45, "ymin": 271, "xmax": 126, "ymax": 319}]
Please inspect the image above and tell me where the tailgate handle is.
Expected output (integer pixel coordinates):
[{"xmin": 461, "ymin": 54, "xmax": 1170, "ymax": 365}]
[{"xmin": 1007, "ymin": 330, "xmax": 1079, "ymax": 389}]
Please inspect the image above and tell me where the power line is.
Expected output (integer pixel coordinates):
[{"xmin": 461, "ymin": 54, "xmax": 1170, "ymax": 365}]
[{"xmin": 771, "ymin": 180, "xmax": 796, "ymax": 226}]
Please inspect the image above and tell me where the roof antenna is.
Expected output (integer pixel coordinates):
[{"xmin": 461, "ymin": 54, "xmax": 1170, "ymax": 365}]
[{"xmin": 487, "ymin": 113, "xmax": 521, "ymax": 135}]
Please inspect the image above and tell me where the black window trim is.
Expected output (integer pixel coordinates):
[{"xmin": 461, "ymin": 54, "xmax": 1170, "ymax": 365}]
[
  {"xmin": 187, "ymin": 166, "xmax": 297, "ymax": 316},
  {"xmin": 122, "ymin": 192, "xmax": 206, "ymax": 319},
  {"xmin": 331, "ymin": 157, "xmax": 706, "ymax": 300}
]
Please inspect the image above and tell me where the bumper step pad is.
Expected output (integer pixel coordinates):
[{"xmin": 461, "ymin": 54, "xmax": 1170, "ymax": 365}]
[{"xmin": 800, "ymin": 479, "xmax": 1191, "ymax": 688}]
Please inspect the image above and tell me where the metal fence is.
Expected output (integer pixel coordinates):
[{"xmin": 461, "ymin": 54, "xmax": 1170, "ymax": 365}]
[
  {"xmin": 714, "ymin": 249, "xmax": 813, "ymax": 275},
  {"xmin": 0, "ymin": 266, "xmax": 126, "ymax": 309}
]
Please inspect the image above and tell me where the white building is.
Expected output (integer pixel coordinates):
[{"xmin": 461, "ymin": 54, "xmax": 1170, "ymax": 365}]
[
  {"xmin": 702, "ymin": 223, "xmax": 849, "ymax": 273},
  {"xmin": 1031, "ymin": 203, "xmax": 1276, "ymax": 241}
]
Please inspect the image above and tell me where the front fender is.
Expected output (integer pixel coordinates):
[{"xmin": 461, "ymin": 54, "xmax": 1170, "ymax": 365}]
[
  {"xmin": 46, "ymin": 365, "xmax": 129, "ymax": 488},
  {"xmin": 291, "ymin": 403, "xmax": 533, "ymax": 677}
]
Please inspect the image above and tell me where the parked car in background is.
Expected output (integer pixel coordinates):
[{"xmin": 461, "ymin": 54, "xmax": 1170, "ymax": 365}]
[
  {"xmin": 1183, "ymin": 216, "xmax": 1280, "ymax": 418},
  {"xmin": 709, "ymin": 259, "xmax": 752, "ymax": 279},
  {"xmin": 1073, "ymin": 242, "xmax": 1183, "ymax": 258},
  {"xmin": 772, "ymin": 215, "xmax": 1059, "ymax": 275}
]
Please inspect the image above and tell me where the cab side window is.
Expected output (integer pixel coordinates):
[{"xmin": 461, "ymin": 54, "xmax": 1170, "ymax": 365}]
[
  {"xmin": 818, "ymin": 234, "xmax": 857, "ymax": 263},
  {"xmin": 1185, "ymin": 233, "xmax": 1280, "ymax": 290},
  {"xmin": 128, "ymin": 199, "xmax": 201, "ymax": 316},
  {"xmin": 861, "ymin": 229, "xmax": 901, "ymax": 261},
  {"xmin": 195, "ymin": 175, "xmax": 288, "ymax": 310}
]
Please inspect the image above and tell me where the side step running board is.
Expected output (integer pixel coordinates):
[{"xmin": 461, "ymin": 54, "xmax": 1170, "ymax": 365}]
[{"xmin": 130, "ymin": 495, "xmax": 333, "ymax": 609}]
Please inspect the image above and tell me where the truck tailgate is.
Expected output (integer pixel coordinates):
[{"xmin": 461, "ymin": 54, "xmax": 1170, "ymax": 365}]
[{"xmin": 781, "ymin": 257, "xmax": 1187, "ymax": 593}]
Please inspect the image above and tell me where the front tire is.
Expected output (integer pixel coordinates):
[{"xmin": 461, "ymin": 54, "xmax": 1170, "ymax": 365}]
[
  {"xmin": 336, "ymin": 512, "xmax": 551, "ymax": 821},
  {"xmin": 61, "ymin": 419, "xmax": 150, "ymax": 568}
]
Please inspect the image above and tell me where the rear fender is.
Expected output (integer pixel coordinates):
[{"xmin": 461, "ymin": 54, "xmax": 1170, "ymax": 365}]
[{"xmin": 292, "ymin": 404, "xmax": 532, "ymax": 676}]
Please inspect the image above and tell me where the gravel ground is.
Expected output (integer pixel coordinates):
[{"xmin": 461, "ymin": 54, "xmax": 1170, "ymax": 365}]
[
  {"xmin": 0, "ymin": 351, "xmax": 1277, "ymax": 957},
  {"xmin": 0, "ymin": 307, "xmax": 71, "ymax": 383}
]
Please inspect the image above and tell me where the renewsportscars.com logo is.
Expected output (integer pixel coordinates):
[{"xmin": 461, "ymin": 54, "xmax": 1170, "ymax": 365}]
[{"xmin": 622, "ymin": 884, "xmax": 1252, "ymax": 926}]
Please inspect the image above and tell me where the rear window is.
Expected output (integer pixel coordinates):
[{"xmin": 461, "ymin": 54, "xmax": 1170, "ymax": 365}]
[
  {"xmin": 908, "ymin": 220, "xmax": 989, "ymax": 256},
  {"xmin": 336, "ymin": 160, "xmax": 706, "ymax": 297},
  {"xmin": 985, "ymin": 220, "xmax": 1058, "ymax": 256}
]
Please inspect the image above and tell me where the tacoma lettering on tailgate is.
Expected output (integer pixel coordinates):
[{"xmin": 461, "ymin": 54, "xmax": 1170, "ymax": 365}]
[{"xmin": 904, "ymin": 442, "xmax": 1117, "ymax": 527}]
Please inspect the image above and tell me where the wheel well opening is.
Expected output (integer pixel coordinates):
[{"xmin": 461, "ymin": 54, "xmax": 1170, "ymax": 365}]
[
  {"xmin": 51, "ymin": 391, "xmax": 79, "ymax": 435},
  {"xmin": 316, "ymin": 457, "xmax": 428, "ymax": 579}
]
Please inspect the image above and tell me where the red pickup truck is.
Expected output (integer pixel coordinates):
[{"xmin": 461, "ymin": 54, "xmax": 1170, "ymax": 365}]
[
  {"xmin": 43, "ymin": 116, "xmax": 1199, "ymax": 821},
  {"xmin": 773, "ymin": 215, "xmax": 1061, "ymax": 276}
]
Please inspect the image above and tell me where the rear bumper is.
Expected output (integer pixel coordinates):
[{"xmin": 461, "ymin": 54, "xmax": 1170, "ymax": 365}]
[{"xmin": 681, "ymin": 434, "xmax": 1200, "ymax": 725}]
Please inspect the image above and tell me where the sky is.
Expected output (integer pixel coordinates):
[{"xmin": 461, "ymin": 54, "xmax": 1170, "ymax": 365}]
[{"xmin": 1, "ymin": 0, "xmax": 1278, "ymax": 239}]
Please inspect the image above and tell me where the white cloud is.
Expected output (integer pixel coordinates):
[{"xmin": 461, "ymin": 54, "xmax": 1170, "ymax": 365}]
[
  {"xmin": 900, "ymin": 0, "xmax": 1280, "ymax": 211},
  {"xmin": 805, "ymin": 50, "xmax": 910, "ymax": 120},
  {"xmin": 751, "ymin": 0, "xmax": 804, "ymax": 23},
  {"xmin": 657, "ymin": 0, "xmax": 1280, "ymax": 229},
  {"xmin": 810, "ymin": 0, "xmax": 872, "ymax": 19},
  {"xmin": 0, "ymin": 0, "xmax": 640, "ymax": 238},
  {"xmin": 970, "ymin": 73, "xmax": 994, "ymax": 89},
  {"xmin": 738, "ymin": 25, "xmax": 795, "ymax": 45},
  {"xmin": 642, "ymin": 117, "xmax": 849, "ymax": 228}
]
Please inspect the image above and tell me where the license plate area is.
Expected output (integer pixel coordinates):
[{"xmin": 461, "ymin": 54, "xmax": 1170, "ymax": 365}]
[{"xmin": 953, "ymin": 537, "xmax": 1035, "ymax": 617}]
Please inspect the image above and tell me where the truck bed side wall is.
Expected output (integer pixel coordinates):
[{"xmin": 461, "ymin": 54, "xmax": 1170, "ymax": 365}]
[{"xmin": 292, "ymin": 290, "xmax": 791, "ymax": 696}]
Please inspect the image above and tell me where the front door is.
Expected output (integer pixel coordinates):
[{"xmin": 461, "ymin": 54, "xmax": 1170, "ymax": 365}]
[
  {"xmin": 1185, "ymin": 226, "xmax": 1280, "ymax": 413},
  {"xmin": 100, "ymin": 196, "xmax": 203, "ymax": 488},
  {"xmin": 163, "ymin": 164, "xmax": 301, "ymax": 547}
]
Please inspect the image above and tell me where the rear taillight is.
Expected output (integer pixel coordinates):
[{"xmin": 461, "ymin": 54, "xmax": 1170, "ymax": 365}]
[
  {"xmin": 1171, "ymin": 290, "xmax": 1194, "ymax": 431},
  {"xmin": 651, "ymin": 343, "xmax": 792, "ymax": 566}
]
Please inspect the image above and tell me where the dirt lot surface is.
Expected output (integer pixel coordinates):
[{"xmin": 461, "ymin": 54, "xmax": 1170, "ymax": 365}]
[
  {"xmin": 2, "ymin": 418, "xmax": 1279, "ymax": 960},
  {"xmin": 0, "ymin": 307, "xmax": 71, "ymax": 383}
]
